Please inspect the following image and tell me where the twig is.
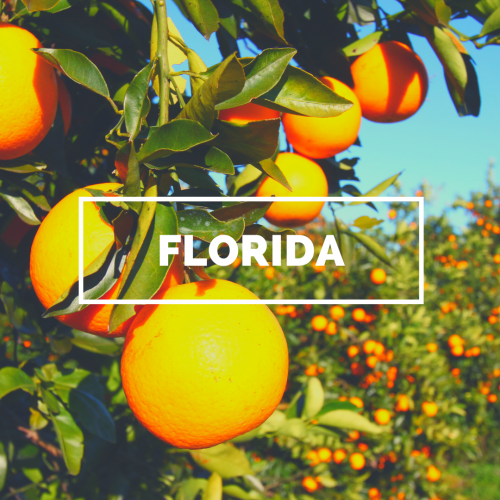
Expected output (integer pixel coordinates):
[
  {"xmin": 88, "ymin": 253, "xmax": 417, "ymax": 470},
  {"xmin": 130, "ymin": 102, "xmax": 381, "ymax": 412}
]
[{"xmin": 16, "ymin": 426, "xmax": 62, "ymax": 458}]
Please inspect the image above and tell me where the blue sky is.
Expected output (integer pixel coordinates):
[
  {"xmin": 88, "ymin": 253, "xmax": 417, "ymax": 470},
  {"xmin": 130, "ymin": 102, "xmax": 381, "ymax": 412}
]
[{"xmin": 141, "ymin": 0, "xmax": 499, "ymax": 227}]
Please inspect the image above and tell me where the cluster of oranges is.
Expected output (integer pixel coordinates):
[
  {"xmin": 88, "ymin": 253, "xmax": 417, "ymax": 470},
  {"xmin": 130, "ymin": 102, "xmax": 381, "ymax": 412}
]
[{"xmin": 447, "ymin": 334, "xmax": 481, "ymax": 358}]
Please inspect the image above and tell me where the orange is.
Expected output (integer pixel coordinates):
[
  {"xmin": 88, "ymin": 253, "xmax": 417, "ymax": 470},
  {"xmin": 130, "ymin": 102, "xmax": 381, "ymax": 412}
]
[
  {"xmin": 347, "ymin": 345, "xmax": 360, "ymax": 358},
  {"xmin": 317, "ymin": 447, "xmax": 332, "ymax": 463},
  {"xmin": 333, "ymin": 448, "xmax": 347, "ymax": 463},
  {"xmin": 351, "ymin": 41, "xmax": 428, "ymax": 123},
  {"xmin": 374, "ymin": 408, "xmax": 391, "ymax": 425},
  {"xmin": 256, "ymin": 153, "xmax": 328, "ymax": 228},
  {"xmin": 311, "ymin": 315, "xmax": 328, "ymax": 331},
  {"xmin": 451, "ymin": 344, "xmax": 464, "ymax": 356},
  {"xmin": 396, "ymin": 394, "xmax": 410, "ymax": 412},
  {"xmin": 427, "ymin": 465, "xmax": 441, "ymax": 482},
  {"xmin": 370, "ymin": 268, "xmax": 387, "ymax": 285},
  {"xmin": 422, "ymin": 401, "xmax": 438, "ymax": 417},
  {"xmin": 366, "ymin": 355, "xmax": 378, "ymax": 369},
  {"xmin": 305, "ymin": 364, "xmax": 319, "ymax": 376},
  {"xmin": 352, "ymin": 308, "xmax": 366, "ymax": 322},
  {"xmin": 364, "ymin": 339, "xmax": 377, "ymax": 354},
  {"xmin": 349, "ymin": 396, "xmax": 364, "ymax": 408},
  {"xmin": 282, "ymin": 77, "xmax": 361, "ymax": 159},
  {"xmin": 349, "ymin": 452, "xmax": 365, "ymax": 470},
  {"xmin": 264, "ymin": 266, "xmax": 275, "ymax": 280},
  {"xmin": 0, "ymin": 23, "xmax": 58, "ymax": 160},
  {"xmin": 325, "ymin": 321, "xmax": 337, "ymax": 335},
  {"xmin": 218, "ymin": 102, "xmax": 280, "ymax": 125},
  {"xmin": 488, "ymin": 394, "xmax": 498, "ymax": 403},
  {"xmin": 306, "ymin": 450, "xmax": 320, "ymax": 466},
  {"xmin": 56, "ymin": 74, "xmax": 72, "ymax": 135},
  {"xmin": 369, "ymin": 487, "xmax": 382, "ymax": 499},
  {"xmin": 302, "ymin": 476, "xmax": 319, "ymax": 492},
  {"xmin": 426, "ymin": 342, "xmax": 438, "ymax": 353},
  {"xmin": 330, "ymin": 305, "xmax": 345, "ymax": 320},
  {"xmin": 121, "ymin": 279, "xmax": 288, "ymax": 449},
  {"xmin": 448, "ymin": 334, "xmax": 464, "ymax": 347},
  {"xmin": 30, "ymin": 183, "xmax": 184, "ymax": 337}
]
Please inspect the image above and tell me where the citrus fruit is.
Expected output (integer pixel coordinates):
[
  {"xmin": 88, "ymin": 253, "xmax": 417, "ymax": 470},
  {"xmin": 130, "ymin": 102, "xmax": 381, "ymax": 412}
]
[
  {"xmin": 374, "ymin": 408, "xmax": 391, "ymax": 425},
  {"xmin": 218, "ymin": 102, "xmax": 280, "ymax": 124},
  {"xmin": 317, "ymin": 447, "xmax": 332, "ymax": 463},
  {"xmin": 56, "ymin": 74, "xmax": 72, "ymax": 135},
  {"xmin": 330, "ymin": 305, "xmax": 345, "ymax": 320},
  {"xmin": 30, "ymin": 183, "xmax": 184, "ymax": 337},
  {"xmin": 0, "ymin": 22, "xmax": 58, "ymax": 160},
  {"xmin": 302, "ymin": 477, "xmax": 319, "ymax": 492},
  {"xmin": 422, "ymin": 401, "xmax": 438, "ymax": 417},
  {"xmin": 282, "ymin": 77, "xmax": 361, "ymax": 159},
  {"xmin": 255, "ymin": 153, "xmax": 328, "ymax": 228},
  {"xmin": 333, "ymin": 448, "xmax": 347, "ymax": 463},
  {"xmin": 370, "ymin": 268, "xmax": 387, "ymax": 284},
  {"xmin": 349, "ymin": 452, "xmax": 365, "ymax": 470},
  {"xmin": 426, "ymin": 342, "xmax": 438, "ymax": 353},
  {"xmin": 351, "ymin": 41, "xmax": 428, "ymax": 123},
  {"xmin": 311, "ymin": 315, "xmax": 328, "ymax": 331},
  {"xmin": 396, "ymin": 394, "xmax": 410, "ymax": 412},
  {"xmin": 427, "ymin": 465, "xmax": 441, "ymax": 482},
  {"xmin": 352, "ymin": 308, "xmax": 366, "ymax": 322},
  {"xmin": 121, "ymin": 279, "xmax": 288, "ymax": 449}
]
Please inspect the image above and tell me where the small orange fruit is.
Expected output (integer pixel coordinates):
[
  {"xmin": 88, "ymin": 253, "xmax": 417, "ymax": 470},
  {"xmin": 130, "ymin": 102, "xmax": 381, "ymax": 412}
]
[
  {"xmin": 351, "ymin": 41, "xmax": 428, "ymax": 123},
  {"xmin": 282, "ymin": 77, "xmax": 361, "ymax": 159},
  {"xmin": 451, "ymin": 344, "xmax": 464, "ymax": 357},
  {"xmin": 333, "ymin": 448, "xmax": 347, "ymax": 463},
  {"xmin": 370, "ymin": 268, "xmax": 387, "ymax": 285},
  {"xmin": 448, "ymin": 334, "xmax": 464, "ymax": 347},
  {"xmin": 488, "ymin": 394, "xmax": 498, "ymax": 403},
  {"xmin": 426, "ymin": 342, "xmax": 438, "ymax": 353},
  {"xmin": 347, "ymin": 345, "xmax": 360, "ymax": 358},
  {"xmin": 218, "ymin": 102, "xmax": 280, "ymax": 125},
  {"xmin": 317, "ymin": 447, "xmax": 332, "ymax": 463},
  {"xmin": 311, "ymin": 315, "xmax": 328, "ymax": 332},
  {"xmin": 306, "ymin": 450, "xmax": 320, "ymax": 466},
  {"xmin": 325, "ymin": 321, "xmax": 338, "ymax": 335},
  {"xmin": 366, "ymin": 355, "xmax": 378, "ymax": 369},
  {"xmin": 396, "ymin": 394, "xmax": 410, "ymax": 412},
  {"xmin": 302, "ymin": 476, "xmax": 319, "ymax": 492},
  {"xmin": 422, "ymin": 401, "xmax": 438, "ymax": 417},
  {"xmin": 369, "ymin": 487, "xmax": 382, "ymax": 499},
  {"xmin": 330, "ymin": 305, "xmax": 345, "ymax": 320},
  {"xmin": 427, "ymin": 465, "xmax": 441, "ymax": 482},
  {"xmin": 352, "ymin": 308, "xmax": 366, "ymax": 322},
  {"xmin": 374, "ymin": 408, "xmax": 391, "ymax": 425},
  {"xmin": 256, "ymin": 153, "xmax": 328, "ymax": 228},
  {"xmin": 265, "ymin": 266, "xmax": 275, "ymax": 280},
  {"xmin": 363, "ymin": 339, "xmax": 377, "ymax": 354},
  {"xmin": 350, "ymin": 396, "xmax": 364, "ymax": 408},
  {"xmin": 349, "ymin": 452, "xmax": 366, "ymax": 470}
]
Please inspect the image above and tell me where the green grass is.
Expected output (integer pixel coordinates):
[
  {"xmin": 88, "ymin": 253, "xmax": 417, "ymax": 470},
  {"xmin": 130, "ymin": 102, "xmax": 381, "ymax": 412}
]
[{"xmin": 444, "ymin": 462, "xmax": 500, "ymax": 500}]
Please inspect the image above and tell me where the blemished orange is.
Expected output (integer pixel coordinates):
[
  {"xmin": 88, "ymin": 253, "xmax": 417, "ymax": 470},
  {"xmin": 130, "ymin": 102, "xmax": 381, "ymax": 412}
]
[
  {"xmin": 56, "ymin": 74, "xmax": 72, "ymax": 135},
  {"xmin": 427, "ymin": 465, "xmax": 441, "ymax": 482},
  {"xmin": 218, "ymin": 102, "xmax": 280, "ymax": 124},
  {"xmin": 352, "ymin": 307, "xmax": 366, "ymax": 322},
  {"xmin": 121, "ymin": 279, "xmax": 289, "ymax": 449},
  {"xmin": 349, "ymin": 452, "xmax": 366, "ymax": 470},
  {"xmin": 370, "ymin": 268, "xmax": 387, "ymax": 285},
  {"xmin": 330, "ymin": 305, "xmax": 345, "ymax": 320},
  {"xmin": 333, "ymin": 448, "xmax": 347, "ymax": 463},
  {"xmin": 374, "ymin": 408, "xmax": 391, "ymax": 425},
  {"xmin": 311, "ymin": 315, "xmax": 328, "ymax": 331},
  {"xmin": 256, "ymin": 153, "xmax": 328, "ymax": 228},
  {"xmin": 0, "ymin": 23, "xmax": 58, "ymax": 160},
  {"xmin": 351, "ymin": 41, "xmax": 428, "ymax": 123},
  {"xmin": 30, "ymin": 183, "xmax": 184, "ymax": 337},
  {"xmin": 302, "ymin": 476, "xmax": 319, "ymax": 492},
  {"xmin": 422, "ymin": 401, "xmax": 438, "ymax": 417},
  {"xmin": 282, "ymin": 77, "xmax": 361, "ymax": 159}
]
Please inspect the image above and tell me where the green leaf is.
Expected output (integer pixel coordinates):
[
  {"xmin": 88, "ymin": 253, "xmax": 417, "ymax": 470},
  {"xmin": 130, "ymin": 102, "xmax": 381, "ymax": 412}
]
[
  {"xmin": 0, "ymin": 159, "xmax": 47, "ymax": 174},
  {"xmin": 435, "ymin": 0, "xmax": 452, "ymax": 25},
  {"xmin": 176, "ymin": 167, "xmax": 224, "ymax": 192},
  {"xmin": 349, "ymin": 172, "xmax": 401, "ymax": 204},
  {"xmin": 211, "ymin": 201, "xmax": 271, "ymax": 226},
  {"xmin": 252, "ymin": 158, "xmax": 291, "ymax": 191},
  {"xmin": 138, "ymin": 120, "xmax": 215, "ymax": 163},
  {"xmin": 190, "ymin": 443, "xmax": 253, "ymax": 478},
  {"xmin": 175, "ymin": 0, "xmax": 219, "ymax": 40},
  {"xmin": 29, "ymin": 408, "xmax": 49, "ymax": 431},
  {"xmin": 6, "ymin": 180, "xmax": 51, "ymax": 212},
  {"xmin": 276, "ymin": 418, "xmax": 307, "ymax": 439},
  {"xmin": 21, "ymin": 0, "xmax": 59, "ymax": 12},
  {"xmin": 69, "ymin": 390, "xmax": 116, "ymax": 443},
  {"xmin": 178, "ymin": 209, "xmax": 245, "ymax": 243},
  {"xmin": 352, "ymin": 216, "xmax": 384, "ymax": 230},
  {"xmin": 342, "ymin": 229, "xmax": 392, "ymax": 267},
  {"xmin": 70, "ymin": 331, "xmax": 124, "ymax": 356},
  {"xmin": 213, "ymin": 120, "xmax": 280, "ymax": 165},
  {"xmin": 342, "ymin": 31, "xmax": 383, "ymax": 57},
  {"xmin": 121, "ymin": 143, "xmax": 141, "ymax": 203},
  {"xmin": 41, "ymin": 387, "xmax": 60, "ymax": 414},
  {"xmin": 34, "ymin": 49, "xmax": 111, "ymax": 103},
  {"xmin": 217, "ymin": 48, "xmax": 296, "ymax": 109},
  {"xmin": 255, "ymin": 66, "xmax": 352, "ymax": 118},
  {"xmin": 110, "ymin": 202, "xmax": 178, "ymax": 332},
  {"xmin": 124, "ymin": 61, "xmax": 155, "ymax": 139},
  {"xmin": 0, "ymin": 188, "xmax": 40, "ymax": 225},
  {"xmin": 0, "ymin": 442, "xmax": 7, "ymax": 492},
  {"xmin": 317, "ymin": 401, "xmax": 361, "ymax": 417},
  {"xmin": 0, "ymin": 367, "xmax": 36, "ymax": 401},
  {"xmin": 187, "ymin": 48, "xmax": 209, "ymax": 95},
  {"xmin": 179, "ymin": 478, "xmax": 208, "ymax": 500},
  {"xmin": 481, "ymin": 5, "xmax": 500, "ymax": 35},
  {"xmin": 50, "ymin": 404, "xmax": 84, "ymax": 475},
  {"xmin": 0, "ymin": 282, "xmax": 40, "ymax": 334},
  {"xmin": 317, "ymin": 409, "xmax": 384, "ymax": 434},
  {"xmin": 302, "ymin": 377, "xmax": 324, "ymax": 420},
  {"xmin": 223, "ymin": 485, "xmax": 260, "ymax": 500},
  {"xmin": 229, "ymin": 165, "xmax": 263, "ymax": 196},
  {"xmin": 202, "ymin": 472, "xmax": 223, "ymax": 500},
  {"xmin": 178, "ymin": 54, "xmax": 245, "ymax": 130}
]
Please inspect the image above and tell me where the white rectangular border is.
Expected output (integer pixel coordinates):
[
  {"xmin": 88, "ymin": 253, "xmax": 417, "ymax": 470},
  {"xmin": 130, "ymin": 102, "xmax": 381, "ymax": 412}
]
[{"xmin": 79, "ymin": 196, "xmax": 424, "ymax": 305}]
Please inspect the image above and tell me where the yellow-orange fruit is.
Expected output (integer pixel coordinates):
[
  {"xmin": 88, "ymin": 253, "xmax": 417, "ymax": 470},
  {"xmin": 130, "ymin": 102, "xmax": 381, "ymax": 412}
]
[
  {"xmin": 396, "ymin": 394, "xmax": 410, "ymax": 412},
  {"xmin": 330, "ymin": 305, "xmax": 345, "ymax": 320},
  {"xmin": 0, "ymin": 23, "xmax": 58, "ymax": 160},
  {"xmin": 352, "ymin": 307, "xmax": 366, "ymax": 322},
  {"xmin": 422, "ymin": 401, "xmax": 438, "ymax": 417},
  {"xmin": 325, "ymin": 321, "xmax": 337, "ymax": 335},
  {"xmin": 370, "ymin": 268, "xmax": 387, "ymax": 285},
  {"xmin": 350, "ymin": 396, "xmax": 364, "ymax": 408},
  {"xmin": 317, "ymin": 447, "xmax": 332, "ymax": 463},
  {"xmin": 306, "ymin": 450, "xmax": 320, "ymax": 466},
  {"xmin": 427, "ymin": 465, "xmax": 441, "ymax": 482},
  {"xmin": 30, "ymin": 183, "xmax": 184, "ymax": 337},
  {"xmin": 363, "ymin": 339, "xmax": 377, "ymax": 354},
  {"xmin": 256, "ymin": 153, "xmax": 328, "ymax": 228},
  {"xmin": 349, "ymin": 452, "xmax": 366, "ymax": 470},
  {"xmin": 374, "ymin": 408, "xmax": 391, "ymax": 425},
  {"xmin": 282, "ymin": 77, "xmax": 361, "ymax": 159},
  {"xmin": 121, "ymin": 279, "xmax": 289, "ymax": 449},
  {"xmin": 311, "ymin": 315, "xmax": 328, "ymax": 331},
  {"xmin": 351, "ymin": 41, "xmax": 428, "ymax": 123},
  {"xmin": 56, "ymin": 74, "xmax": 72, "ymax": 135},
  {"xmin": 218, "ymin": 102, "xmax": 280, "ymax": 125},
  {"xmin": 333, "ymin": 448, "xmax": 347, "ymax": 463},
  {"xmin": 302, "ymin": 476, "xmax": 319, "ymax": 492},
  {"xmin": 426, "ymin": 342, "xmax": 438, "ymax": 353}
]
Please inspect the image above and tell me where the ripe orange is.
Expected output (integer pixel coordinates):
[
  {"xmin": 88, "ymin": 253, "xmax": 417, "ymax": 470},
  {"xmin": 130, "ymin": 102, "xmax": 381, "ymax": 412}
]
[
  {"xmin": 56, "ymin": 74, "xmax": 72, "ymax": 135},
  {"xmin": 302, "ymin": 476, "xmax": 319, "ymax": 492},
  {"xmin": 330, "ymin": 305, "xmax": 345, "ymax": 320},
  {"xmin": 352, "ymin": 308, "xmax": 366, "ymax": 322},
  {"xmin": 264, "ymin": 266, "xmax": 275, "ymax": 280},
  {"xmin": 121, "ymin": 279, "xmax": 288, "ymax": 449},
  {"xmin": 488, "ymin": 394, "xmax": 498, "ymax": 403},
  {"xmin": 30, "ymin": 183, "xmax": 184, "ymax": 337},
  {"xmin": 363, "ymin": 339, "xmax": 377, "ymax": 354},
  {"xmin": 396, "ymin": 394, "xmax": 410, "ymax": 412},
  {"xmin": 369, "ymin": 487, "xmax": 382, "ymax": 499},
  {"xmin": 0, "ymin": 22, "xmax": 58, "ymax": 160},
  {"xmin": 325, "ymin": 321, "xmax": 337, "ymax": 335},
  {"xmin": 366, "ymin": 355, "xmax": 378, "ymax": 369},
  {"xmin": 282, "ymin": 77, "xmax": 361, "ymax": 159},
  {"xmin": 218, "ymin": 102, "xmax": 280, "ymax": 124},
  {"xmin": 422, "ymin": 401, "xmax": 438, "ymax": 417},
  {"xmin": 427, "ymin": 465, "xmax": 441, "ymax": 482},
  {"xmin": 351, "ymin": 41, "xmax": 428, "ymax": 123},
  {"xmin": 426, "ymin": 342, "xmax": 438, "ymax": 353},
  {"xmin": 451, "ymin": 344, "xmax": 464, "ymax": 356},
  {"xmin": 317, "ymin": 447, "xmax": 332, "ymax": 463},
  {"xmin": 374, "ymin": 408, "xmax": 391, "ymax": 425},
  {"xmin": 349, "ymin": 396, "xmax": 364, "ymax": 408},
  {"xmin": 311, "ymin": 315, "xmax": 328, "ymax": 331},
  {"xmin": 448, "ymin": 334, "xmax": 464, "ymax": 348},
  {"xmin": 370, "ymin": 268, "xmax": 387, "ymax": 285},
  {"xmin": 256, "ymin": 153, "xmax": 328, "ymax": 228},
  {"xmin": 333, "ymin": 448, "xmax": 347, "ymax": 463},
  {"xmin": 347, "ymin": 345, "xmax": 360, "ymax": 358},
  {"xmin": 349, "ymin": 452, "xmax": 366, "ymax": 470},
  {"xmin": 306, "ymin": 450, "xmax": 320, "ymax": 466}
]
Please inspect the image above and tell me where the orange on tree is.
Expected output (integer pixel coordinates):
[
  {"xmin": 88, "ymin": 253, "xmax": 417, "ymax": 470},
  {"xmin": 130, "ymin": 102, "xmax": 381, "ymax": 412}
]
[
  {"xmin": 56, "ymin": 74, "xmax": 72, "ymax": 135},
  {"xmin": 374, "ymin": 408, "xmax": 391, "ymax": 425},
  {"xmin": 347, "ymin": 345, "xmax": 360, "ymax": 357},
  {"xmin": 0, "ymin": 22, "xmax": 58, "ymax": 160},
  {"xmin": 330, "ymin": 305, "xmax": 345, "ymax": 320},
  {"xmin": 350, "ymin": 396, "xmax": 364, "ymax": 408},
  {"xmin": 363, "ymin": 339, "xmax": 377, "ymax": 354},
  {"xmin": 396, "ymin": 394, "xmax": 410, "ymax": 412},
  {"xmin": 325, "ymin": 321, "xmax": 337, "ymax": 335},
  {"xmin": 422, "ymin": 401, "xmax": 438, "ymax": 417},
  {"xmin": 351, "ymin": 41, "xmax": 428, "ymax": 123},
  {"xmin": 370, "ymin": 268, "xmax": 387, "ymax": 285},
  {"xmin": 427, "ymin": 465, "xmax": 441, "ymax": 482},
  {"xmin": 352, "ymin": 307, "xmax": 366, "ymax": 322},
  {"xmin": 30, "ymin": 183, "xmax": 184, "ymax": 337},
  {"xmin": 218, "ymin": 102, "xmax": 280, "ymax": 124},
  {"xmin": 282, "ymin": 77, "xmax": 361, "ymax": 159},
  {"xmin": 302, "ymin": 476, "xmax": 319, "ymax": 492},
  {"xmin": 451, "ymin": 344, "xmax": 465, "ymax": 356},
  {"xmin": 369, "ymin": 487, "xmax": 382, "ymax": 499},
  {"xmin": 317, "ymin": 447, "xmax": 332, "ymax": 463},
  {"xmin": 311, "ymin": 315, "xmax": 328, "ymax": 331},
  {"xmin": 306, "ymin": 450, "xmax": 320, "ymax": 466},
  {"xmin": 448, "ymin": 334, "xmax": 464, "ymax": 347},
  {"xmin": 333, "ymin": 448, "xmax": 347, "ymax": 463},
  {"xmin": 256, "ymin": 153, "xmax": 328, "ymax": 228},
  {"xmin": 366, "ymin": 355, "xmax": 378, "ymax": 368},
  {"xmin": 426, "ymin": 342, "xmax": 438, "ymax": 353},
  {"xmin": 121, "ymin": 279, "xmax": 288, "ymax": 449},
  {"xmin": 349, "ymin": 452, "xmax": 366, "ymax": 470}
]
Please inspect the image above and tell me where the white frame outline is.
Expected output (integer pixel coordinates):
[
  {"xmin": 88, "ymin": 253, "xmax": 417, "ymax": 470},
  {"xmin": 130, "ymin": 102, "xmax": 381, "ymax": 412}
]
[{"xmin": 79, "ymin": 196, "xmax": 424, "ymax": 305}]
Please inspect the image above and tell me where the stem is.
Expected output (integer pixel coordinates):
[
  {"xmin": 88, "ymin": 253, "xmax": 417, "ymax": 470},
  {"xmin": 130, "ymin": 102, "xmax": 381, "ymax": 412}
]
[
  {"xmin": 170, "ymin": 76, "xmax": 186, "ymax": 108},
  {"xmin": 156, "ymin": 0, "xmax": 170, "ymax": 125}
]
